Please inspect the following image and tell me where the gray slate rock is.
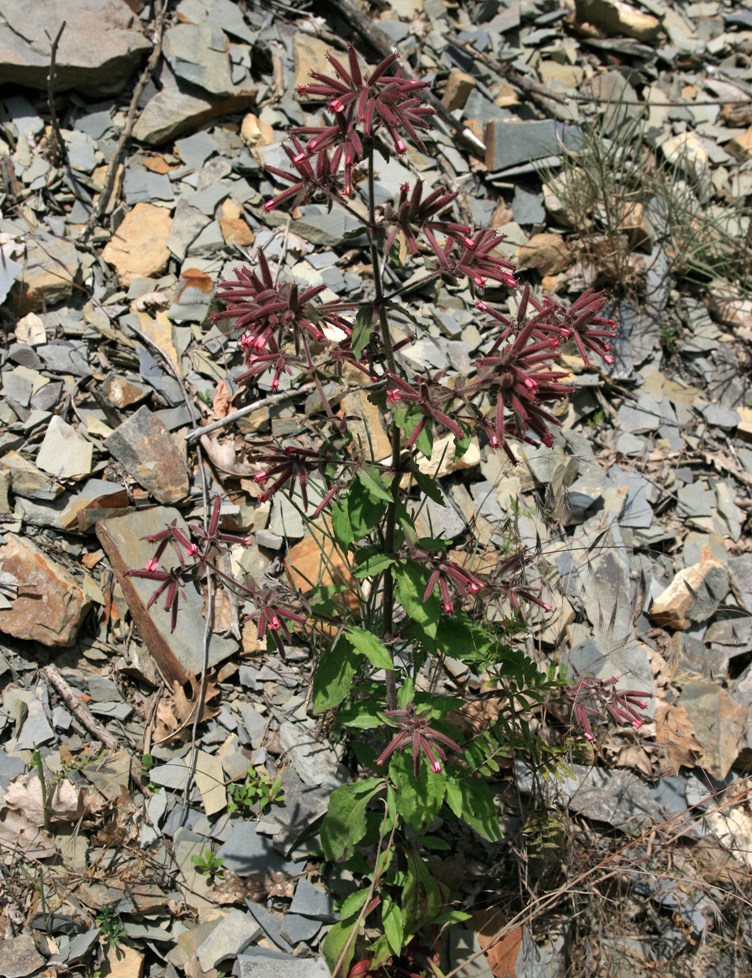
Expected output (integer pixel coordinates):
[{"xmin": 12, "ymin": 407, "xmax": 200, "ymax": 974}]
[
  {"xmin": 236, "ymin": 949, "xmax": 331, "ymax": 977},
  {"xmin": 0, "ymin": 932, "xmax": 45, "ymax": 978},
  {"xmin": 0, "ymin": 0, "xmax": 150, "ymax": 96},
  {"xmin": 196, "ymin": 910, "xmax": 261, "ymax": 971},
  {"xmin": 485, "ymin": 120, "xmax": 582, "ymax": 173},
  {"xmin": 105, "ymin": 406, "xmax": 189, "ymax": 504}
]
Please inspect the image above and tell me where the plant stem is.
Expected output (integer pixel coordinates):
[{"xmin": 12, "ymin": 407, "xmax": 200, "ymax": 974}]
[
  {"xmin": 32, "ymin": 748, "xmax": 51, "ymax": 832},
  {"xmin": 367, "ymin": 147, "xmax": 400, "ymax": 711}
]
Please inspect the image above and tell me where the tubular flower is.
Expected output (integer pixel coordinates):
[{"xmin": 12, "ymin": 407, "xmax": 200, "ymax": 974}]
[
  {"xmin": 375, "ymin": 701, "xmax": 462, "ymax": 775},
  {"xmin": 464, "ymin": 296, "xmax": 578, "ymax": 459},
  {"xmin": 410, "ymin": 541, "xmax": 485, "ymax": 614},
  {"xmin": 565, "ymin": 675, "xmax": 653, "ymax": 742},
  {"xmin": 263, "ymin": 134, "xmax": 347, "ymax": 212},
  {"xmin": 235, "ymin": 335, "xmax": 302, "ymax": 391},
  {"xmin": 490, "ymin": 552, "xmax": 552, "ymax": 616},
  {"xmin": 124, "ymin": 563, "xmax": 194, "ymax": 633},
  {"xmin": 214, "ymin": 246, "xmax": 354, "ymax": 355},
  {"xmin": 252, "ymin": 444, "xmax": 334, "ymax": 511},
  {"xmin": 383, "ymin": 180, "xmax": 471, "ymax": 256},
  {"xmin": 242, "ymin": 585, "xmax": 305, "ymax": 654},
  {"xmin": 384, "ymin": 371, "xmax": 464, "ymax": 448},
  {"xmin": 425, "ymin": 227, "xmax": 518, "ymax": 291},
  {"xmin": 296, "ymin": 45, "xmax": 434, "ymax": 156},
  {"xmin": 559, "ymin": 288, "xmax": 618, "ymax": 368},
  {"xmin": 187, "ymin": 495, "xmax": 251, "ymax": 565}
]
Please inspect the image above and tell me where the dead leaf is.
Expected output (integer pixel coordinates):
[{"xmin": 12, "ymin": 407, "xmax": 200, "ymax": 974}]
[
  {"xmin": 471, "ymin": 908, "xmax": 523, "ymax": 977},
  {"xmin": 212, "ymin": 379, "xmax": 232, "ymax": 419},
  {"xmin": 4, "ymin": 773, "xmax": 104, "ymax": 825},
  {"xmin": 178, "ymin": 267, "xmax": 214, "ymax": 295},
  {"xmin": 154, "ymin": 672, "xmax": 222, "ymax": 745},
  {"xmin": 0, "ymin": 807, "xmax": 56, "ymax": 859},
  {"xmin": 655, "ymin": 701, "xmax": 703, "ymax": 775},
  {"xmin": 613, "ymin": 743, "xmax": 654, "ymax": 777},
  {"xmin": 209, "ymin": 870, "xmax": 271, "ymax": 906},
  {"xmin": 199, "ymin": 434, "xmax": 254, "ymax": 476}
]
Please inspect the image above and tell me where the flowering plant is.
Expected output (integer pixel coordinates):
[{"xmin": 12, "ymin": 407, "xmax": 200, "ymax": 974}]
[{"xmin": 128, "ymin": 45, "xmax": 649, "ymax": 977}]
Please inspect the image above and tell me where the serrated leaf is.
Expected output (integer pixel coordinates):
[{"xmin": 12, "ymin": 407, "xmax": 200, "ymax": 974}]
[
  {"xmin": 415, "ymin": 419, "xmax": 433, "ymax": 460},
  {"xmin": 410, "ymin": 464, "xmax": 445, "ymax": 504},
  {"xmin": 320, "ymin": 778, "xmax": 384, "ymax": 862},
  {"xmin": 357, "ymin": 465, "xmax": 394, "ymax": 503},
  {"xmin": 339, "ymin": 888, "xmax": 370, "ymax": 918},
  {"xmin": 397, "ymin": 678, "xmax": 415, "ymax": 709},
  {"xmin": 346, "ymin": 626, "xmax": 393, "ymax": 670},
  {"xmin": 402, "ymin": 845, "xmax": 443, "ymax": 942},
  {"xmin": 394, "ymin": 562, "xmax": 439, "ymax": 637},
  {"xmin": 343, "ymin": 714, "xmax": 383, "ymax": 730},
  {"xmin": 347, "ymin": 481, "xmax": 388, "ymax": 540},
  {"xmin": 331, "ymin": 499, "xmax": 354, "ymax": 548},
  {"xmin": 454, "ymin": 422, "xmax": 473, "ymax": 459},
  {"xmin": 322, "ymin": 917, "xmax": 359, "ymax": 976}
]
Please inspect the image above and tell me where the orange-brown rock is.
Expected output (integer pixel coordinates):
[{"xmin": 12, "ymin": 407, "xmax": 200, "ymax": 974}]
[{"xmin": 0, "ymin": 536, "xmax": 90, "ymax": 646}]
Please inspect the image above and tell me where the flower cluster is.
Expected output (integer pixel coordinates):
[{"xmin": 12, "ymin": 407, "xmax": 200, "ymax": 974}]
[
  {"xmin": 125, "ymin": 497, "xmax": 249, "ymax": 632},
  {"xmin": 410, "ymin": 541, "xmax": 485, "ymax": 614},
  {"xmin": 383, "ymin": 180, "xmax": 471, "ymax": 256},
  {"xmin": 214, "ymin": 247, "xmax": 354, "ymax": 380},
  {"xmin": 428, "ymin": 227, "xmax": 518, "ymax": 292},
  {"xmin": 252, "ymin": 443, "xmax": 336, "ymax": 511},
  {"xmin": 375, "ymin": 702, "xmax": 462, "ymax": 775},
  {"xmin": 565, "ymin": 674, "xmax": 653, "ymax": 742},
  {"xmin": 263, "ymin": 46, "xmax": 434, "ymax": 210},
  {"xmin": 241, "ymin": 582, "xmax": 305, "ymax": 655}
]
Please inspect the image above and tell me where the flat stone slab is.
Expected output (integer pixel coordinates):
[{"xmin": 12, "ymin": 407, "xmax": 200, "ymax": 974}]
[
  {"xmin": 105, "ymin": 406, "xmax": 189, "ymax": 504},
  {"xmin": 0, "ymin": 535, "xmax": 90, "ymax": 646},
  {"xmin": 0, "ymin": 0, "xmax": 151, "ymax": 96},
  {"xmin": 96, "ymin": 507, "xmax": 237, "ymax": 686}
]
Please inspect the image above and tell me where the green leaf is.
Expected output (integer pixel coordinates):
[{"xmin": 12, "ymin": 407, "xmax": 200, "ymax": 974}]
[
  {"xmin": 352, "ymin": 553, "xmax": 396, "ymax": 578},
  {"xmin": 352, "ymin": 306, "xmax": 374, "ymax": 360},
  {"xmin": 394, "ymin": 562, "xmax": 439, "ymax": 638},
  {"xmin": 382, "ymin": 895, "xmax": 405, "ymax": 957},
  {"xmin": 320, "ymin": 778, "xmax": 384, "ymax": 862},
  {"xmin": 346, "ymin": 627, "xmax": 393, "ymax": 670},
  {"xmin": 454, "ymin": 422, "xmax": 473, "ymax": 459},
  {"xmin": 312, "ymin": 634, "xmax": 358, "ymax": 714},
  {"xmin": 343, "ymin": 714, "xmax": 383, "ymax": 730},
  {"xmin": 339, "ymin": 888, "xmax": 371, "ymax": 918},
  {"xmin": 346, "ymin": 481, "xmax": 388, "ymax": 541},
  {"xmin": 445, "ymin": 775, "xmax": 502, "ymax": 843},
  {"xmin": 367, "ymin": 934, "xmax": 393, "ymax": 970},
  {"xmin": 357, "ymin": 465, "xmax": 394, "ymax": 503},
  {"xmin": 415, "ymin": 419, "xmax": 433, "ymax": 460},
  {"xmin": 390, "ymin": 749, "xmax": 446, "ymax": 833},
  {"xmin": 433, "ymin": 909, "xmax": 472, "ymax": 926},
  {"xmin": 410, "ymin": 464, "xmax": 445, "ymax": 505},
  {"xmin": 397, "ymin": 678, "xmax": 415, "ymax": 709},
  {"xmin": 322, "ymin": 917, "xmax": 359, "ymax": 976},
  {"xmin": 331, "ymin": 499, "xmax": 354, "ymax": 549},
  {"xmin": 402, "ymin": 845, "xmax": 443, "ymax": 942}
]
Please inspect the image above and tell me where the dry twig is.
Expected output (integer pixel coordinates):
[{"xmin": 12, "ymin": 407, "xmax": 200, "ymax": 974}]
[
  {"xmin": 81, "ymin": 0, "xmax": 167, "ymax": 241},
  {"xmin": 41, "ymin": 664, "xmax": 120, "ymax": 749}
]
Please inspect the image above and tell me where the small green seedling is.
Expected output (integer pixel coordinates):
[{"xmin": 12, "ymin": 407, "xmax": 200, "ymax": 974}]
[
  {"xmin": 97, "ymin": 906, "xmax": 127, "ymax": 948},
  {"xmin": 191, "ymin": 847, "xmax": 225, "ymax": 880},
  {"xmin": 227, "ymin": 766, "xmax": 284, "ymax": 815}
]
